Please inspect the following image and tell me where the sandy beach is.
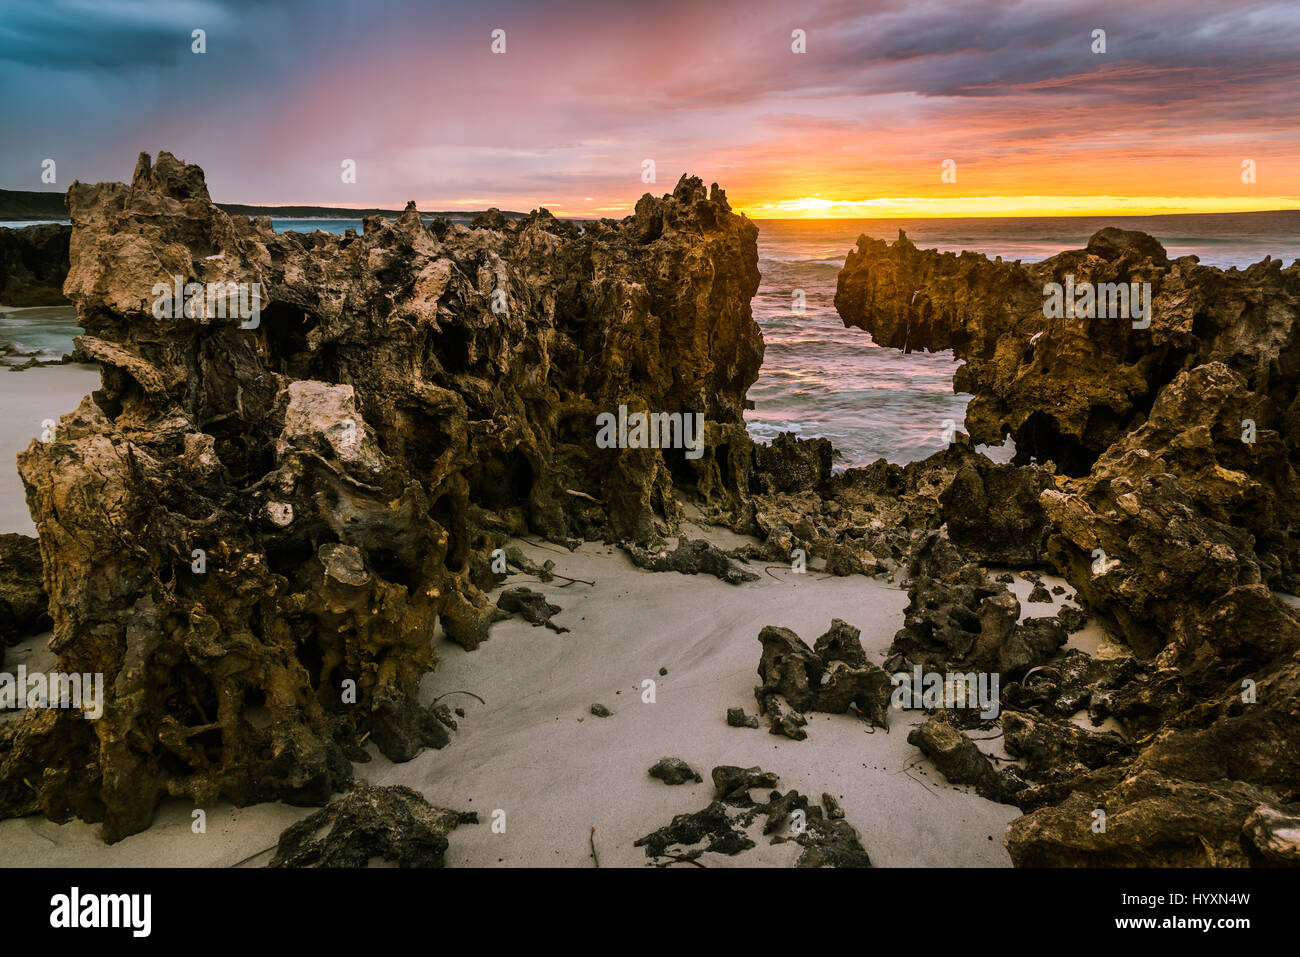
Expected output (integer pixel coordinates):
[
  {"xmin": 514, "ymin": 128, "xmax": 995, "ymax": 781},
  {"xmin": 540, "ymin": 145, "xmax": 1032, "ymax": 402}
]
[
  {"xmin": 0, "ymin": 363, "xmax": 100, "ymax": 534},
  {"xmin": 0, "ymin": 501, "xmax": 1100, "ymax": 867},
  {"xmin": 2, "ymin": 150, "xmax": 1294, "ymax": 876}
]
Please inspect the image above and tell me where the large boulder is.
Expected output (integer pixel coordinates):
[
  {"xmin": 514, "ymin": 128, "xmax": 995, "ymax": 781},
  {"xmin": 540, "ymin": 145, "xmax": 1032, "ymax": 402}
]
[
  {"xmin": 0, "ymin": 223, "xmax": 70, "ymax": 306},
  {"xmin": 0, "ymin": 151, "xmax": 765, "ymax": 842},
  {"xmin": 0, "ymin": 534, "xmax": 50, "ymax": 650}
]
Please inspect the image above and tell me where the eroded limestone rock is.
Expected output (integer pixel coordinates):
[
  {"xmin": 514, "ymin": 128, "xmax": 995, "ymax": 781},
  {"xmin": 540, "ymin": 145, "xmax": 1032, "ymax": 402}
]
[
  {"xmin": 0, "ymin": 534, "xmax": 50, "ymax": 652},
  {"xmin": 0, "ymin": 224, "xmax": 70, "ymax": 306},
  {"xmin": 269, "ymin": 783, "xmax": 473, "ymax": 868},
  {"xmin": 0, "ymin": 151, "xmax": 765, "ymax": 841},
  {"xmin": 754, "ymin": 621, "xmax": 893, "ymax": 737}
]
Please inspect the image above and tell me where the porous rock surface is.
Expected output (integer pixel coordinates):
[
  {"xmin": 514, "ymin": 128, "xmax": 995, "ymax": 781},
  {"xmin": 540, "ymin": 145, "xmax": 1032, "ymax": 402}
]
[
  {"xmin": 0, "ymin": 533, "xmax": 50, "ymax": 654},
  {"xmin": 754, "ymin": 619, "xmax": 892, "ymax": 737},
  {"xmin": 0, "ymin": 223, "xmax": 71, "ymax": 306},
  {"xmin": 0, "ymin": 151, "xmax": 764, "ymax": 842},
  {"xmin": 269, "ymin": 782, "xmax": 473, "ymax": 868},
  {"xmin": 837, "ymin": 228, "xmax": 1300, "ymax": 866}
]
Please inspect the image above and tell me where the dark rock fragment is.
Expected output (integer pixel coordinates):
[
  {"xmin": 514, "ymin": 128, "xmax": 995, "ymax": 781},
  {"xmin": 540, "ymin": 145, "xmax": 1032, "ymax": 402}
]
[
  {"xmin": 907, "ymin": 717, "xmax": 997, "ymax": 787},
  {"xmin": 636, "ymin": 768, "xmax": 871, "ymax": 867},
  {"xmin": 0, "ymin": 534, "xmax": 50, "ymax": 649},
  {"xmin": 753, "ymin": 433, "xmax": 833, "ymax": 494},
  {"xmin": 762, "ymin": 695, "xmax": 809, "ymax": 740},
  {"xmin": 368, "ymin": 688, "xmax": 451, "ymax": 762},
  {"xmin": 1057, "ymin": 605, "xmax": 1088, "ymax": 633},
  {"xmin": 999, "ymin": 616, "xmax": 1067, "ymax": 677},
  {"xmin": 755, "ymin": 625, "xmax": 822, "ymax": 713},
  {"xmin": 648, "ymin": 756, "xmax": 702, "ymax": 785},
  {"xmin": 763, "ymin": 788, "xmax": 809, "ymax": 834},
  {"xmin": 1002, "ymin": 710, "xmax": 1130, "ymax": 776},
  {"xmin": 793, "ymin": 814, "xmax": 872, "ymax": 868},
  {"xmin": 726, "ymin": 707, "xmax": 759, "ymax": 728},
  {"xmin": 815, "ymin": 661, "xmax": 892, "ymax": 727},
  {"xmin": 0, "ymin": 224, "xmax": 71, "ymax": 306},
  {"xmin": 712, "ymin": 765, "xmax": 780, "ymax": 803},
  {"xmin": 625, "ymin": 536, "xmax": 759, "ymax": 585},
  {"xmin": 504, "ymin": 546, "xmax": 554, "ymax": 582},
  {"xmin": 270, "ymin": 783, "xmax": 470, "ymax": 868},
  {"xmin": 495, "ymin": 586, "xmax": 568, "ymax": 633},
  {"xmin": 633, "ymin": 800, "xmax": 755, "ymax": 858},
  {"xmin": 812, "ymin": 618, "xmax": 869, "ymax": 668}
]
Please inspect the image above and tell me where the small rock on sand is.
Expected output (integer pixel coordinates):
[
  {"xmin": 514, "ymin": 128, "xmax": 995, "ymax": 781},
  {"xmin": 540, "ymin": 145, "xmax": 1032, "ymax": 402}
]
[
  {"xmin": 648, "ymin": 756, "xmax": 702, "ymax": 785},
  {"xmin": 726, "ymin": 707, "xmax": 760, "ymax": 728}
]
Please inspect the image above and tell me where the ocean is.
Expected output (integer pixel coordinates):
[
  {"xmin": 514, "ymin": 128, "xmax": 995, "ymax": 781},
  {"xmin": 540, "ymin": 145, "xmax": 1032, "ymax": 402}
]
[
  {"xmin": 4, "ymin": 210, "xmax": 1297, "ymax": 468},
  {"xmin": 748, "ymin": 210, "xmax": 1300, "ymax": 467}
]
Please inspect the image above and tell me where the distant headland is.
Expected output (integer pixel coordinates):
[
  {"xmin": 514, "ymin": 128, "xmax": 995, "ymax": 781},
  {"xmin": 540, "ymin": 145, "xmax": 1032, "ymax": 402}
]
[{"xmin": 0, "ymin": 187, "xmax": 526, "ymax": 223}]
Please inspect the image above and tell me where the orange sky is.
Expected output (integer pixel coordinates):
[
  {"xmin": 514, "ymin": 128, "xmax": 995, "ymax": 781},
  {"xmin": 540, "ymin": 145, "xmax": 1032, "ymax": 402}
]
[{"xmin": 4, "ymin": 0, "xmax": 1297, "ymax": 219}]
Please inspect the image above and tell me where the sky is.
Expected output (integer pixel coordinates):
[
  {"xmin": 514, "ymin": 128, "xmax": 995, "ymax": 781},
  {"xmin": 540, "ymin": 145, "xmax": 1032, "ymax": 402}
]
[{"xmin": 1, "ymin": 0, "xmax": 1298, "ymax": 218}]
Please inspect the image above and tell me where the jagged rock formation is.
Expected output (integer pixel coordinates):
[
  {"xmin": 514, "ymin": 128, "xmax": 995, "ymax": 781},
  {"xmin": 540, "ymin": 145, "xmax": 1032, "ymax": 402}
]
[
  {"xmin": 907, "ymin": 716, "xmax": 1013, "ymax": 801},
  {"xmin": 495, "ymin": 586, "xmax": 566, "ymax": 632},
  {"xmin": 0, "ymin": 534, "xmax": 50, "ymax": 655},
  {"xmin": 836, "ymin": 228, "xmax": 1300, "ymax": 615},
  {"xmin": 0, "ymin": 223, "xmax": 71, "ymax": 306},
  {"xmin": 754, "ymin": 619, "xmax": 892, "ymax": 737},
  {"xmin": 635, "ymin": 764, "xmax": 872, "ymax": 867},
  {"xmin": 838, "ymin": 228, "xmax": 1300, "ymax": 866},
  {"xmin": 269, "ymin": 783, "xmax": 474, "ymax": 867},
  {"xmin": 624, "ymin": 535, "xmax": 759, "ymax": 584},
  {"xmin": 886, "ymin": 559, "xmax": 1066, "ymax": 680},
  {"xmin": 729, "ymin": 441, "xmax": 1055, "ymax": 578},
  {"xmin": 0, "ymin": 151, "xmax": 764, "ymax": 842}
]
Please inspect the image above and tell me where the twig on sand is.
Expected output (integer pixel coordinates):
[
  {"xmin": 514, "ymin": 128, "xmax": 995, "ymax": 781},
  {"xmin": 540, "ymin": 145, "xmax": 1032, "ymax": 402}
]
[
  {"xmin": 508, "ymin": 569, "xmax": 595, "ymax": 588},
  {"xmin": 432, "ymin": 690, "xmax": 486, "ymax": 705},
  {"xmin": 763, "ymin": 565, "xmax": 787, "ymax": 582},
  {"xmin": 893, "ymin": 757, "xmax": 938, "ymax": 796},
  {"xmin": 902, "ymin": 768, "xmax": 937, "ymax": 796},
  {"xmin": 516, "ymin": 537, "xmax": 571, "ymax": 556},
  {"xmin": 660, "ymin": 852, "xmax": 707, "ymax": 868},
  {"xmin": 589, "ymin": 826, "xmax": 600, "ymax": 867},
  {"xmin": 229, "ymin": 842, "xmax": 279, "ymax": 868},
  {"xmin": 554, "ymin": 573, "xmax": 595, "ymax": 587}
]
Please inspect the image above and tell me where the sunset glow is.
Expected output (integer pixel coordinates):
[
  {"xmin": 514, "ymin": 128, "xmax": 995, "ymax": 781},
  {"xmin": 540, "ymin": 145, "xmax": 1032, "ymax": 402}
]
[
  {"xmin": 1, "ymin": 0, "xmax": 1297, "ymax": 219},
  {"xmin": 738, "ymin": 195, "xmax": 1300, "ymax": 219}
]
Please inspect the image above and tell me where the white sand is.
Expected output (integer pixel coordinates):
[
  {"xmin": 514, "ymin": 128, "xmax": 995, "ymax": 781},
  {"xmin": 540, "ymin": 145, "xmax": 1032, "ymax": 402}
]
[
  {"xmin": 0, "ymin": 363, "xmax": 101, "ymax": 534},
  {"xmin": 388, "ymin": 540, "xmax": 1020, "ymax": 867},
  {"xmin": 0, "ymin": 533, "xmax": 1028, "ymax": 867}
]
